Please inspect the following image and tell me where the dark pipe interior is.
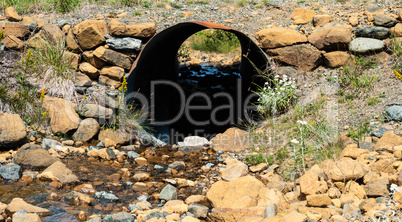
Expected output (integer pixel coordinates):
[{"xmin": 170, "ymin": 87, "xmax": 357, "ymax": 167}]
[{"xmin": 126, "ymin": 21, "xmax": 269, "ymax": 144}]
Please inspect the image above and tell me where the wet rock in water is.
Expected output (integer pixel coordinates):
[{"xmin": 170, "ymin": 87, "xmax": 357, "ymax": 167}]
[
  {"xmin": 349, "ymin": 38, "xmax": 384, "ymax": 54},
  {"xmin": 42, "ymin": 138, "xmax": 63, "ymax": 150},
  {"xmin": 13, "ymin": 143, "xmax": 59, "ymax": 170},
  {"xmin": 188, "ymin": 203, "xmax": 209, "ymax": 218},
  {"xmin": 355, "ymin": 26, "xmax": 389, "ymax": 40},
  {"xmin": 37, "ymin": 161, "xmax": 79, "ymax": 184},
  {"xmin": 94, "ymin": 191, "xmax": 120, "ymax": 202},
  {"xmin": 6, "ymin": 198, "xmax": 51, "ymax": 216},
  {"xmin": 12, "ymin": 213, "xmax": 42, "ymax": 222},
  {"xmin": 159, "ymin": 184, "xmax": 178, "ymax": 201},
  {"xmin": 169, "ymin": 161, "xmax": 186, "ymax": 171},
  {"xmin": 127, "ymin": 151, "xmax": 140, "ymax": 159},
  {"xmin": 385, "ymin": 106, "xmax": 402, "ymax": 121},
  {"xmin": 64, "ymin": 191, "xmax": 93, "ymax": 205},
  {"xmin": 0, "ymin": 114, "xmax": 27, "ymax": 149},
  {"xmin": 102, "ymin": 212, "xmax": 133, "ymax": 222},
  {"xmin": 154, "ymin": 165, "xmax": 166, "ymax": 173},
  {"xmin": 371, "ymin": 127, "xmax": 389, "ymax": 138},
  {"xmin": 106, "ymin": 37, "xmax": 142, "ymax": 51},
  {"xmin": 178, "ymin": 136, "xmax": 209, "ymax": 154},
  {"xmin": 106, "ymin": 148, "xmax": 117, "ymax": 160},
  {"xmin": 0, "ymin": 164, "xmax": 21, "ymax": 180}
]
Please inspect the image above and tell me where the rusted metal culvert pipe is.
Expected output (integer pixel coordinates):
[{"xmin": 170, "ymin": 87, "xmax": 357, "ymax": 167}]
[{"xmin": 126, "ymin": 21, "xmax": 269, "ymax": 142}]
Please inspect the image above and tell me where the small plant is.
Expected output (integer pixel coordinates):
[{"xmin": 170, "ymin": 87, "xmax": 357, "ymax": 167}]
[
  {"xmin": 0, "ymin": 30, "xmax": 4, "ymax": 42},
  {"xmin": 346, "ymin": 119, "xmax": 370, "ymax": 141},
  {"xmin": 393, "ymin": 69, "xmax": 402, "ymax": 81},
  {"xmin": 254, "ymin": 74, "xmax": 297, "ymax": 116},
  {"xmin": 379, "ymin": 94, "xmax": 386, "ymax": 98},
  {"xmin": 340, "ymin": 65, "xmax": 379, "ymax": 92},
  {"xmin": 133, "ymin": 10, "xmax": 142, "ymax": 16},
  {"xmin": 32, "ymin": 38, "xmax": 73, "ymax": 80},
  {"xmin": 367, "ymin": 97, "xmax": 379, "ymax": 106},
  {"xmin": 169, "ymin": 2, "xmax": 183, "ymax": 8},
  {"xmin": 297, "ymin": 0, "xmax": 305, "ymax": 3},
  {"xmin": 244, "ymin": 153, "xmax": 274, "ymax": 165},
  {"xmin": 356, "ymin": 56, "xmax": 377, "ymax": 69},
  {"xmin": 236, "ymin": 0, "xmax": 247, "ymax": 6},
  {"xmin": 141, "ymin": 0, "xmax": 151, "ymax": 7},
  {"xmin": 51, "ymin": 0, "xmax": 79, "ymax": 12}
]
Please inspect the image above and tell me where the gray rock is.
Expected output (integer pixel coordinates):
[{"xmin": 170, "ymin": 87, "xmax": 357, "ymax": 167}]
[
  {"xmin": 106, "ymin": 37, "xmax": 142, "ymax": 51},
  {"xmin": 80, "ymin": 104, "xmax": 114, "ymax": 120},
  {"xmin": 102, "ymin": 212, "xmax": 133, "ymax": 222},
  {"xmin": 42, "ymin": 138, "xmax": 63, "ymax": 151},
  {"xmin": 137, "ymin": 195, "xmax": 148, "ymax": 201},
  {"xmin": 355, "ymin": 26, "xmax": 389, "ymax": 40},
  {"xmin": 26, "ymin": 20, "xmax": 38, "ymax": 31},
  {"xmin": 127, "ymin": 151, "xmax": 140, "ymax": 159},
  {"xmin": 349, "ymin": 37, "xmax": 384, "ymax": 54},
  {"xmin": 14, "ymin": 210, "xmax": 28, "ymax": 215},
  {"xmin": 0, "ymin": 164, "xmax": 21, "ymax": 180},
  {"xmin": 371, "ymin": 127, "xmax": 389, "ymax": 138},
  {"xmin": 106, "ymin": 148, "xmax": 116, "ymax": 160},
  {"xmin": 128, "ymin": 204, "xmax": 141, "ymax": 212},
  {"xmin": 154, "ymin": 165, "xmax": 166, "ymax": 173},
  {"xmin": 385, "ymin": 106, "xmax": 402, "ymax": 121},
  {"xmin": 54, "ymin": 19, "xmax": 69, "ymax": 28},
  {"xmin": 87, "ymin": 217, "xmax": 102, "ymax": 222},
  {"xmin": 178, "ymin": 136, "xmax": 209, "ymax": 154},
  {"xmin": 206, "ymin": 163, "xmax": 214, "ymax": 168},
  {"xmin": 97, "ymin": 141, "xmax": 105, "ymax": 148},
  {"xmin": 342, "ymin": 204, "xmax": 361, "ymax": 220},
  {"xmin": 168, "ymin": 161, "xmax": 185, "ymax": 171},
  {"xmin": 159, "ymin": 184, "xmax": 177, "ymax": 201},
  {"xmin": 264, "ymin": 205, "xmax": 277, "ymax": 218},
  {"xmin": 358, "ymin": 140, "xmax": 373, "ymax": 150},
  {"xmin": 143, "ymin": 211, "xmax": 163, "ymax": 221},
  {"xmin": 94, "ymin": 191, "xmax": 120, "ymax": 202},
  {"xmin": 373, "ymin": 14, "xmax": 397, "ymax": 27},
  {"xmin": 188, "ymin": 203, "xmax": 209, "ymax": 218}
]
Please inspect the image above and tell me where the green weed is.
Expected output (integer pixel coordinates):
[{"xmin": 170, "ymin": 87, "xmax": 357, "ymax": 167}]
[
  {"xmin": 244, "ymin": 153, "xmax": 274, "ymax": 165},
  {"xmin": 189, "ymin": 29, "xmax": 240, "ymax": 53},
  {"xmin": 367, "ymin": 97, "xmax": 379, "ymax": 106},
  {"xmin": 51, "ymin": 0, "xmax": 79, "ymax": 12},
  {"xmin": 346, "ymin": 119, "xmax": 371, "ymax": 141}
]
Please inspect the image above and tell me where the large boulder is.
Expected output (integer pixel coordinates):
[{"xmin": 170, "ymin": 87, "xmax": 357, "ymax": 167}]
[
  {"xmin": 308, "ymin": 22, "xmax": 353, "ymax": 51},
  {"xmin": 206, "ymin": 176, "xmax": 264, "ymax": 209},
  {"xmin": 291, "ymin": 8, "xmax": 316, "ymax": 25},
  {"xmin": 390, "ymin": 23, "xmax": 402, "ymax": 37},
  {"xmin": 5, "ymin": 7, "xmax": 21, "ymax": 21},
  {"xmin": 42, "ymin": 96, "xmax": 80, "ymax": 134},
  {"xmin": 72, "ymin": 118, "xmax": 100, "ymax": 142},
  {"xmin": 349, "ymin": 37, "xmax": 384, "ymax": 54},
  {"xmin": 37, "ymin": 161, "xmax": 79, "ymax": 184},
  {"xmin": 93, "ymin": 46, "xmax": 132, "ymax": 70},
  {"xmin": 2, "ymin": 35, "xmax": 24, "ymax": 50},
  {"xmin": 66, "ymin": 29, "xmax": 82, "ymax": 53},
  {"xmin": 373, "ymin": 131, "xmax": 402, "ymax": 151},
  {"xmin": 76, "ymin": 24, "xmax": 106, "ymax": 50},
  {"xmin": 109, "ymin": 19, "xmax": 156, "ymax": 38},
  {"xmin": 323, "ymin": 51, "xmax": 354, "ymax": 68},
  {"xmin": 13, "ymin": 143, "xmax": 59, "ymax": 170},
  {"xmin": 0, "ymin": 164, "xmax": 21, "ymax": 180},
  {"xmin": 373, "ymin": 14, "xmax": 397, "ymax": 27},
  {"xmin": 0, "ymin": 114, "xmax": 27, "ymax": 149},
  {"xmin": 3, "ymin": 22, "xmax": 30, "ymax": 39},
  {"xmin": 80, "ymin": 104, "xmax": 114, "ymax": 119},
  {"xmin": 255, "ymin": 28, "xmax": 307, "ymax": 49},
  {"xmin": 40, "ymin": 23, "xmax": 64, "ymax": 44},
  {"xmin": 355, "ymin": 26, "xmax": 389, "ymax": 40},
  {"xmin": 210, "ymin": 128, "xmax": 250, "ymax": 152},
  {"xmin": 299, "ymin": 164, "xmax": 328, "ymax": 195},
  {"xmin": 266, "ymin": 44, "xmax": 322, "ymax": 71},
  {"xmin": 73, "ymin": 20, "xmax": 109, "ymax": 35},
  {"xmin": 98, "ymin": 129, "xmax": 132, "ymax": 145},
  {"xmin": 321, "ymin": 159, "xmax": 367, "ymax": 181}
]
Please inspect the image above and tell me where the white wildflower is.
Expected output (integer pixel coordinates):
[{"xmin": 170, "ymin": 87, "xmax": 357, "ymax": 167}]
[
  {"xmin": 290, "ymin": 139, "xmax": 299, "ymax": 144},
  {"xmin": 297, "ymin": 120, "xmax": 307, "ymax": 125},
  {"xmin": 390, "ymin": 184, "xmax": 401, "ymax": 192}
]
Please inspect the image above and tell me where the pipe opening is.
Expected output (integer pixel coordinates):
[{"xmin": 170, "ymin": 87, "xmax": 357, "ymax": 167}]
[{"xmin": 126, "ymin": 22, "xmax": 269, "ymax": 145}]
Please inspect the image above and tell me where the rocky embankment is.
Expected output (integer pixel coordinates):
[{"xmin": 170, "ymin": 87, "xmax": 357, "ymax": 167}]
[{"xmin": 1, "ymin": 2, "xmax": 402, "ymax": 222}]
